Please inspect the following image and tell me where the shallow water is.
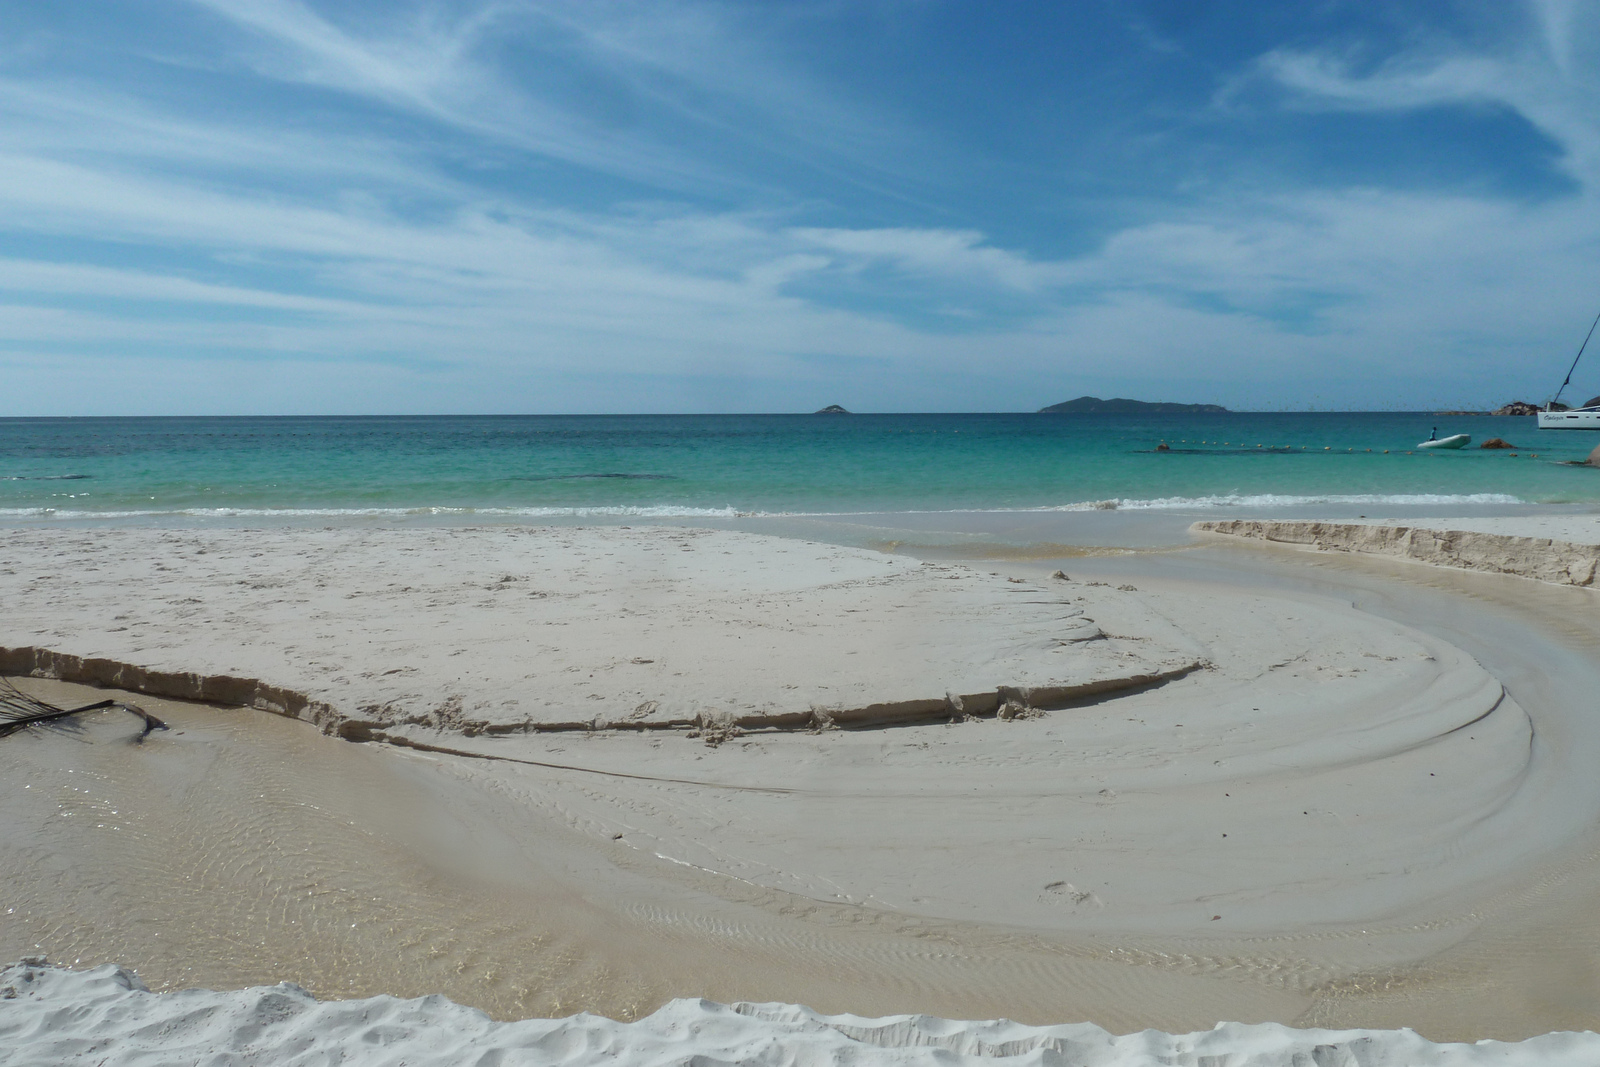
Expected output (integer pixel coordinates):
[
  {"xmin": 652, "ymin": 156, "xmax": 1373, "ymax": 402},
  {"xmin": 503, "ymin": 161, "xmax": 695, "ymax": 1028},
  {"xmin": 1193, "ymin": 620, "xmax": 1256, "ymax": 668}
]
[{"xmin": 2, "ymin": 412, "xmax": 1596, "ymax": 521}]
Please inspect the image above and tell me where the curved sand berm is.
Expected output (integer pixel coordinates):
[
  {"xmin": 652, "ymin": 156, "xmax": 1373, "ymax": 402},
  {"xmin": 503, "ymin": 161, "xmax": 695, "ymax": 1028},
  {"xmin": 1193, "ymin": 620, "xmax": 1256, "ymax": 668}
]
[
  {"xmin": 5, "ymin": 960, "xmax": 1597, "ymax": 1067},
  {"xmin": 1191, "ymin": 516, "xmax": 1600, "ymax": 586},
  {"xmin": 0, "ymin": 526, "xmax": 1203, "ymax": 740}
]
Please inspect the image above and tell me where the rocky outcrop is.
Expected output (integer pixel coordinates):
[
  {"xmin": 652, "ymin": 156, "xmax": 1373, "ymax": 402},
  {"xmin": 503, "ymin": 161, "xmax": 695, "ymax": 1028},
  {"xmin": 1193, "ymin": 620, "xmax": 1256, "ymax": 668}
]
[
  {"xmin": 814, "ymin": 404, "xmax": 850, "ymax": 414},
  {"xmin": 1492, "ymin": 401, "xmax": 1546, "ymax": 415},
  {"xmin": 1480, "ymin": 437, "xmax": 1515, "ymax": 449},
  {"xmin": 1193, "ymin": 520, "xmax": 1598, "ymax": 587}
]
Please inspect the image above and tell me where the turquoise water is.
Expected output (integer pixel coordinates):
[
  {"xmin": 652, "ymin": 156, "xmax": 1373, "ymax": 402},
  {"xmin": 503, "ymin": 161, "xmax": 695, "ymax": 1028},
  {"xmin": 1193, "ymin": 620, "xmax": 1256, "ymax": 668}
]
[{"xmin": 2, "ymin": 413, "xmax": 1597, "ymax": 522}]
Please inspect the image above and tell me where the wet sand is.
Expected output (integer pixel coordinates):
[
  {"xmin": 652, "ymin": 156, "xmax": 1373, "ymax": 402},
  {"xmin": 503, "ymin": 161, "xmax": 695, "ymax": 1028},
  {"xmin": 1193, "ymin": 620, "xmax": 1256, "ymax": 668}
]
[{"xmin": 2, "ymin": 523, "xmax": 1600, "ymax": 1040}]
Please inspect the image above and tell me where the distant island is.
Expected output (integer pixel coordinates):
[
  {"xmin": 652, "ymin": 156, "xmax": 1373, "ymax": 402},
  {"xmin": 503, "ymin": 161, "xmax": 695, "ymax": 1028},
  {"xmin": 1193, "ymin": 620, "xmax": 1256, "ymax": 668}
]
[
  {"xmin": 1435, "ymin": 399, "xmax": 1600, "ymax": 416},
  {"xmin": 814, "ymin": 404, "xmax": 851, "ymax": 414},
  {"xmin": 1039, "ymin": 396, "xmax": 1229, "ymax": 414}
]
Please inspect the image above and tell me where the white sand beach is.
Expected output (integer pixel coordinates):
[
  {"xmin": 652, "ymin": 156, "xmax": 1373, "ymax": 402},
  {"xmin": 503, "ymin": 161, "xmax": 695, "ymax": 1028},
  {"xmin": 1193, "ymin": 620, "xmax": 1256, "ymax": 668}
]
[
  {"xmin": 7, "ymin": 959, "xmax": 1600, "ymax": 1067},
  {"xmin": 3, "ymin": 518, "xmax": 1600, "ymax": 1057}
]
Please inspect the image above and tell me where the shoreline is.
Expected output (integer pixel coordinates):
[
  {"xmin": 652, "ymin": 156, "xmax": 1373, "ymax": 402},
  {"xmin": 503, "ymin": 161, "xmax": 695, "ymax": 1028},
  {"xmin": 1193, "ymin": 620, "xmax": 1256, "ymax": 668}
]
[{"xmin": 4, "ymin": 515, "xmax": 1600, "ymax": 1042}]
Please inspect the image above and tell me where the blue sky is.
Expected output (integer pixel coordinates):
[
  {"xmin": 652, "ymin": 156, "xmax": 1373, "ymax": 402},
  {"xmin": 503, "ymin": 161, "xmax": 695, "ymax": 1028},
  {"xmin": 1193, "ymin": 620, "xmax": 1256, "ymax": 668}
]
[{"xmin": 2, "ymin": 0, "xmax": 1598, "ymax": 413}]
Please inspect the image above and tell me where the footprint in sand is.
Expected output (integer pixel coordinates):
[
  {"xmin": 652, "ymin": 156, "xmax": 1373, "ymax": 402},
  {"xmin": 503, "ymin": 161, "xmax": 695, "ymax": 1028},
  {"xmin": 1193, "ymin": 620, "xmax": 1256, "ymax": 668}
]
[{"xmin": 1042, "ymin": 881, "xmax": 1103, "ymax": 908}]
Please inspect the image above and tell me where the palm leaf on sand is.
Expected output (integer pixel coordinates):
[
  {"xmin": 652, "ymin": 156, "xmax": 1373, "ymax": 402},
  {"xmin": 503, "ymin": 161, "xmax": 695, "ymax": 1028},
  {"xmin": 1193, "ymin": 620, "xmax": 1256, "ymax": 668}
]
[{"xmin": 0, "ymin": 677, "xmax": 168, "ymax": 739}]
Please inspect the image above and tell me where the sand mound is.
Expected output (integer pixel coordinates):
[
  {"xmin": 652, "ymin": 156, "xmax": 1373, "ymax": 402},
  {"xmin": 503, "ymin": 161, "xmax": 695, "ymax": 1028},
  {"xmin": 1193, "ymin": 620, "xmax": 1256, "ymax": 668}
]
[
  {"xmin": 0, "ymin": 527, "xmax": 1201, "ymax": 739},
  {"xmin": 4, "ymin": 960, "xmax": 1597, "ymax": 1067}
]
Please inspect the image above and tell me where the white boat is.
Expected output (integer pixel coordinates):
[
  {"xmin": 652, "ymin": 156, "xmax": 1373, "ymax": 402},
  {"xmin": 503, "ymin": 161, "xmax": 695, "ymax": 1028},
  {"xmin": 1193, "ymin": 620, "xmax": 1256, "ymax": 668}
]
[
  {"xmin": 1418, "ymin": 433, "xmax": 1470, "ymax": 449},
  {"xmin": 1538, "ymin": 405, "xmax": 1600, "ymax": 429},
  {"xmin": 1540, "ymin": 306, "xmax": 1600, "ymax": 429}
]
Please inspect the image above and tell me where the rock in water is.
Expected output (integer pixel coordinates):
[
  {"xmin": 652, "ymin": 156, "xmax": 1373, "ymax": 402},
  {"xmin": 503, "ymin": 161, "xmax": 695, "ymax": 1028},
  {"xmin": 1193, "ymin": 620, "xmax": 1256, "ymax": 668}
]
[
  {"xmin": 1588, "ymin": 443, "xmax": 1600, "ymax": 467},
  {"xmin": 814, "ymin": 404, "xmax": 850, "ymax": 414},
  {"xmin": 1481, "ymin": 438, "xmax": 1515, "ymax": 449}
]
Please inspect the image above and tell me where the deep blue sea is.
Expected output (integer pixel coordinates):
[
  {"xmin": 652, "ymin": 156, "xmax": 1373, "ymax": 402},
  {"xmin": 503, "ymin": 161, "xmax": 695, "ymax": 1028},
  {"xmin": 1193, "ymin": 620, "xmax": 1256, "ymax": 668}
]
[{"xmin": 2, "ymin": 413, "xmax": 1597, "ymax": 523}]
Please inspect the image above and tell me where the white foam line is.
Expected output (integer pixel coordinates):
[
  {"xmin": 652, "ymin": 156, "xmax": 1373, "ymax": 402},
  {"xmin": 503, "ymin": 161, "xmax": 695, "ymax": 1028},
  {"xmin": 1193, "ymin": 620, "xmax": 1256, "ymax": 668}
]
[
  {"xmin": 1042, "ymin": 492, "xmax": 1526, "ymax": 512},
  {"xmin": 0, "ymin": 505, "xmax": 744, "ymax": 520},
  {"xmin": 0, "ymin": 493, "xmax": 1531, "ymax": 523},
  {"xmin": 735, "ymin": 494, "xmax": 1528, "ymax": 518}
]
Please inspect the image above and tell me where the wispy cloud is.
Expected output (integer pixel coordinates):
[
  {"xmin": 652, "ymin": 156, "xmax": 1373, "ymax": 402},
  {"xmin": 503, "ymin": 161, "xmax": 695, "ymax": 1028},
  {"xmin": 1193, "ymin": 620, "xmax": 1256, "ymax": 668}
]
[
  {"xmin": 1243, "ymin": 8, "xmax": 1600, "ymax": 184},
  {"xmin": 791, "ymin": 228, "xmax": 1062, "ymax": 292},
  {"xmin": 181, "ymin": 0, "xmax": 923, "ymax": 199},
  {"xmin": 0, "ymin": 258, "xmax": 368, "ymax": 313}
]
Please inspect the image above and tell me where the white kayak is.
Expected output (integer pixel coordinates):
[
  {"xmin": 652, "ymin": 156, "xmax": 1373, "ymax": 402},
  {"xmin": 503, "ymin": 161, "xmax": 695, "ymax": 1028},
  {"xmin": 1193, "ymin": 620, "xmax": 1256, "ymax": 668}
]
[{"xmin": 1418, "ymin": 433, "xmax": 1471, "ymax": 449}]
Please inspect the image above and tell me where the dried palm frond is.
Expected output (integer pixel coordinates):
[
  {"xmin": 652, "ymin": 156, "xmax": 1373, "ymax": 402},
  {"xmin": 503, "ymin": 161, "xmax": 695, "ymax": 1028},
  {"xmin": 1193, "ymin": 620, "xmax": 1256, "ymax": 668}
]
[{"xmin": 0, "ymin": 677, "xmax": 168, "ymax": 739}]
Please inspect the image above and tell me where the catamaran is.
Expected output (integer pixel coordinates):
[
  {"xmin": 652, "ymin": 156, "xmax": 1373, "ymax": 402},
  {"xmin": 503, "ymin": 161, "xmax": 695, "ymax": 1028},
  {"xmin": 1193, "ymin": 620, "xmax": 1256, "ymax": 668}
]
[{"xmin": 1539, "ymin": 306, "xmax": 1600, "ymax": 429}]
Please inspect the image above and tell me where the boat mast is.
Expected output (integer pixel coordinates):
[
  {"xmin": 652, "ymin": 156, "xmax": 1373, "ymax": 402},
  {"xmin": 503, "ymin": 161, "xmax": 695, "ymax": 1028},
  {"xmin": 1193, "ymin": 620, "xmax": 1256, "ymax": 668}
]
[{"xmin": 1553, "ymin": 305, "xmax": 1600, "ymax": 408}]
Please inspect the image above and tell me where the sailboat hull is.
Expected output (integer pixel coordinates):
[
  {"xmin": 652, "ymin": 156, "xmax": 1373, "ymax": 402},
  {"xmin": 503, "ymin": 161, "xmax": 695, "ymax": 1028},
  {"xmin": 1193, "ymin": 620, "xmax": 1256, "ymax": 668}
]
[{"xmin": 1538, "ymin": 408, "xmax": 1600, "ymax": 429}]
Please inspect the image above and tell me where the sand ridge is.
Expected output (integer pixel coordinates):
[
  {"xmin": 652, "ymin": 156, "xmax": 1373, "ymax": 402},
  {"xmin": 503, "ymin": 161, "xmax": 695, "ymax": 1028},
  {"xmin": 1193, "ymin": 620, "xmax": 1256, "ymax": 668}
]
[{"xmin": 1193, "ymin": 517, "xmax": 1600, "ymax": 586}]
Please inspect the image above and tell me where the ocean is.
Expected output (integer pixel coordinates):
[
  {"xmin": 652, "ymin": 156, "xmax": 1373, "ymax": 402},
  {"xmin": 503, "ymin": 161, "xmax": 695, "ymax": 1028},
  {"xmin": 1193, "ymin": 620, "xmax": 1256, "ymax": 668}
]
[{"xmin": 1, "ymin": 412, "xmax": 1597, "ymax": 523}]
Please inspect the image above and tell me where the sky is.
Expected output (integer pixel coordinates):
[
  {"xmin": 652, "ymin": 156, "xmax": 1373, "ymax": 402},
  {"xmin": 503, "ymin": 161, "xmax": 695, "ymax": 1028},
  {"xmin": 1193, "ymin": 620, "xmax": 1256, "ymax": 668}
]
[{"xmin": 2, "ymin": 0, "xmax": 1599, "ymax": 414}]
